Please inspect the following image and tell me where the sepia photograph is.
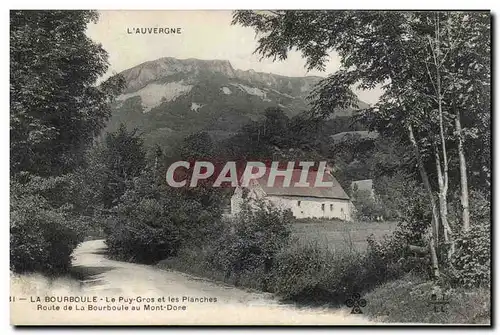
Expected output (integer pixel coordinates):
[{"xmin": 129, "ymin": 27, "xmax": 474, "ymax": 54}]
[{"xmin": 9, "ymin": 9, "xmax": 492, "ymax": 326}]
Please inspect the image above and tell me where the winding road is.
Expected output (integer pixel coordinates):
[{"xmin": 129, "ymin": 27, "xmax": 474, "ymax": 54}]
[{"xmin": 11, "ymin": 239, "xmax": 372, "ymax": 325}]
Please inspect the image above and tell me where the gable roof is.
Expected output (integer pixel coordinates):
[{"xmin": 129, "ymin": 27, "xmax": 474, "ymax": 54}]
[{"xmin": 253, "ymin": 168, "xmax": 350, "ymax": 200}]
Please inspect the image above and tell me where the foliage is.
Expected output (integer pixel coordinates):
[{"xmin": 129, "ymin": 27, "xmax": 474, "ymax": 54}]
[
  {"xmin": 222, "ymin": 107, "xmax": 325, "ymax": 161},
  {"xmin": 364, "ymin": 179, "xmax": 435, "ymax": 277},
  {"xmin": 10, "ymin": 11, "xmax": 126, "ymax": 275},
  {"xmin": 366, "ymin": 233, "xmax": 426, "ymax": 279},
  {"xmin": 100, "ymin": 124, "xmax": 147, "ymax": 208},
  {"xmin": 363, "ymin": 274, "xmax": 490, "ymax": 324},
  {"xmin": 105, "ymin": 169, "xmax": 223, "ymax": 264},
  {"xmin": 392, "ymin": 180, "xmax": 431, "ymax": 245},
  {"xmin": 177, "ymin": 131, "xmax": 218, "ymax": 160},
  {"xmin": 272, "ymin": 236, "xmax": 405, "ymax": 305},
  {"xmin": 351, "ymin": 188, "xmax": 384, "ymax": 221},
  {"xmin": 210, "ymin": 200, "xmax": 292, "ymax": 289},
  {"xmin": 373, "ymin": 172, "xmax": 410, "ymax": 220},
  {"xmin": 272, "ymin": 242, "xmax": 339, "ymax": 302},
  {"xmin": 451, "ymin": 222, "xmax": 490, "ymax": 288},
  {"xmin": 10, "ymin": 176, "xmax": 84, "ymax": 274},
  {"xmin": 10, "ymin": 10, "xmax": 125, "ymax": 176},
  {"xmin": 468, "ymin": 189, "xmax": 491, "ymax": 225},
  {"xmin": 233, "ymin": 11, "xmax": 491, "ymax": 276}
]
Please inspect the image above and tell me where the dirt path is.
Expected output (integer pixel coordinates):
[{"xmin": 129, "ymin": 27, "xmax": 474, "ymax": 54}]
[{"xmin": 11, "ymin": 239, "xmax": 373, "ymax": 325}]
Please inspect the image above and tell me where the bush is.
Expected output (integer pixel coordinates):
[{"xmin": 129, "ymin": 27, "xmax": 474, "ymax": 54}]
[
  {"xmin": 451, "ymin": 222, "xmax": 490, "ymax": 288},
  {"xmin": 366, "ymin": 179, "xmax": 434, "ymax": 279},
  {"xmin": 10, "ymin": 177, "xmax": 82, "ymax": 274},
  {"xmin": 210, "ymin": 199, "xmax": 292, "ymax": 289},
  {"xmin": 363, "ymin": 274, "xmax": 491, "ymax": 324},
  {"xmin": 443, "ymin": 189, "xmax": 491, "ymax": 288},
  {"xmin": 105, "ymin": 205, "xmax": 182, "ymax": 264},
  {"xmin": 352, "ymin": 189, "xmax": 385, "ymax": 221},
  {"xmin": 365, "ymin": 233, "xmax": 426, "ymax": 278},
  {"xmin": 106, "ymin": 171, "xmax": 223, "ymax": 264},
  {"xmin": 273, "ymin": 242, "xmax": 345, "ymax": 303},
  {"xmin": 272, "ymin": 236, "xmax": 405, "ymax": 306}
]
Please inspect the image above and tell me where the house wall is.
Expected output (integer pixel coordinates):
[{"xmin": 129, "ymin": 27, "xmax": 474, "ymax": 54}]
[
  {"xmin": 231, "ymin": 189, "xmax": 353, "ymax": 221},
  {"xmin": 267, "ymin": 195, "xmax": 353, "ymax": 221}
]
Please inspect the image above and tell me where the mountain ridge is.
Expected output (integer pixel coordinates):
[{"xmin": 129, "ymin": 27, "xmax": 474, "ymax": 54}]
[
  {"xmin": 109, "ymin": 57, "xmax": 368, "ymax": 149},
  {"xmin": 119, "ymin": 57, "xmax": 323, "ymax": 97}
]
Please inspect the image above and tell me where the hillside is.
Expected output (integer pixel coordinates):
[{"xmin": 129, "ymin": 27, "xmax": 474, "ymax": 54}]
[{"xmin": 107, "ymin": 57, "xmax": 368, "ymax": 148}]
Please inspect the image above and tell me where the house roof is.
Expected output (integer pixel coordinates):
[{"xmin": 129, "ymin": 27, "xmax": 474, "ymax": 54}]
[{"xmin": 253, "ymin": 168, "xmax": 350, "ymax": 200}]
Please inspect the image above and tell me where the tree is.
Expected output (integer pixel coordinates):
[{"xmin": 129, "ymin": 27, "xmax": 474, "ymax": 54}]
[
  {"xmin": 233, "ymin": 10, "xmax": 490, "ymax": 277},
  {"xmin": 10, "ymin": 10, "xmax": 125, "ymax": 274},
  {"xmin": 100, "ymin": 124, "xmax": 147, "ymax": 209},
  {"xmin": 213, "ymin": 199, "xmax": 292, "ymax": 289},
  {"xmin": 438, "ymin": 13, "xmax": 491, "ymax": 231},
  {"xmin": 105, "ymin": 160, "xmax": 224, "ymax": 263},
  {"xmin": 10, "ymin": 10, "xmax": 125, "ymax": 177}
]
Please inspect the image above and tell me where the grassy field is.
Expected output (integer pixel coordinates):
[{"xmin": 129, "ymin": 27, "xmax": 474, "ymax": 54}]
[
  {"xmin": 291, "ymin": 219, "xmax": 398, "ymax": 253},
  {"xmin": 363, "ymin": 274, "xmax": 491, "ymax": 324}
]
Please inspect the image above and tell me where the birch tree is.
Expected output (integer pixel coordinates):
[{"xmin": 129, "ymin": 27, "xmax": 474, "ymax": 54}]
[{"xmin": 233, "ymin": 10, "xmax": 490, "ymax": 275}]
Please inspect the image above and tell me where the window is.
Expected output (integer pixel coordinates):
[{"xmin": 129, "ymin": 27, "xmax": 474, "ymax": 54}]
[
  {"xmin": 321, "ymin": 204, "xmax": 325, "ymax": 211},
  {"xmin": 330, "ymin": 204, "xmax": 333, "ymax": 211},
  {"xmin": 297, "ymin": 201, "xmax": 301, "ymax": 207}
]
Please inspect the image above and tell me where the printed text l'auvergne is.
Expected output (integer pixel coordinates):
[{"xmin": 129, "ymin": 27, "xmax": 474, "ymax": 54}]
[{"xmin": 127, "ymin": 27, "xmax": 182, "ymax": 35}]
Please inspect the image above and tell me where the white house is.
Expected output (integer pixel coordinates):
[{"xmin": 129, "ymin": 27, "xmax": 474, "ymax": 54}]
[{"xmin": 231, "ymin": 168, "xmax": 354, "ymax": 221}]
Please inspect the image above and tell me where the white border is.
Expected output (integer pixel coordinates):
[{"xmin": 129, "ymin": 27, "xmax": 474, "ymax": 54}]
[{"xmin": 1, "ymin": 1, "xmax": 497, "ymax": 334}]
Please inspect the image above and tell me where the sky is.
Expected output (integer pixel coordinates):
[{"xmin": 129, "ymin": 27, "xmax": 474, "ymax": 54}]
[{"xmin": 86, "ymin": 10, "xmax": 382, "ymax": 105}]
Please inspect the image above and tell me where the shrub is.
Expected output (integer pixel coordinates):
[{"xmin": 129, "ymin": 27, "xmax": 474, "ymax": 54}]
[
  {"xmin": 105, "ymin": 204, "xmax": 182, "ymax": 264},
  {"xmin": 352, "ymin": 189, "xmax": 384, "ymax": 221},
  {"xmin": 273, "ymin": 244, "xmax": 355, "ymax": 304},
  {"xmin": 272, "ymin": 242, "xmax": 331, "ymax": 301},
  {"xmin": 444, "ymin": 189, "xmax": 491, "ymax": 288},
  {"xmin": 366, "ymin": 179, "xmax": 434, "ymax": 279},
  {"xmin": 469, "ymin": 189, "xmax": 491, "ymax": 225},
  {"xmin": 105, "ymin": 171, "xmax": 223, "ymax": 264},
  {"xmin": 210, "ymin": 199, "xmax": 292, "ymax": 289},
  {"xmin": 272, "ymin": 237, "xmax": 406, "ymax": 306},
  {"xmin": 451, "ymin": 222, "xmax": 490, "ymax": 288},
  {"xmin": 10, "ymin": 177, "xmax": 82, "ymax": 274},
  {"xmin": 365, "ymin": 233, "xmax": 426, "ymax": 278}
]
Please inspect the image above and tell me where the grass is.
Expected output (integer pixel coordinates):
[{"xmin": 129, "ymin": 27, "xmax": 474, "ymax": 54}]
[
  {"xmin": 158, "ymin": 219, "xmax": 399, "ymax": 298},
  {"xmin": 157, "ymin": 218, "xmax": 490, "ymax": 324},
  {"xmin": 362, "ymin": 274, "xmax": 491, "ymax": 325},
  {"xmin": 291, "ymin": 219, "xmax": 397, "ymax": 252}
]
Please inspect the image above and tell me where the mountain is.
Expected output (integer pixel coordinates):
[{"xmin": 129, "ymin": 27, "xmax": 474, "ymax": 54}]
[{"xmin": 107, "ymin": 57, "xmax": 368, "ymax": 149}]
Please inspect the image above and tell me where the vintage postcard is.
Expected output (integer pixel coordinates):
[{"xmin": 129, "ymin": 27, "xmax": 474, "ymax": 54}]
[{"xmin": 10, "ymin": 10, "xmax": 491, "ymax": 325}]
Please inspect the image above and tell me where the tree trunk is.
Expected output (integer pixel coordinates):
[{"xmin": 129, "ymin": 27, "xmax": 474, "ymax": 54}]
[
  {"xmin": 428, "ymin": 228, "xmax": 440, "ymax": 279},
  {"xmin": 434, "ymin": 147, "xmax": 448, "ymax": 244},
  {"xmin": 408, "ymin": 125, "xmax": 440, "ymax": 279},
  {"xmin": 429, "ymin": 13, "xmax": 454, "ymax": 259},
  {"xmin": 455, "ymin": 110, "xmax": 471, "ymax": 231},
  {"xmin": 434, "ymin": 145, "xmax": 455, "ymax": 259}
]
